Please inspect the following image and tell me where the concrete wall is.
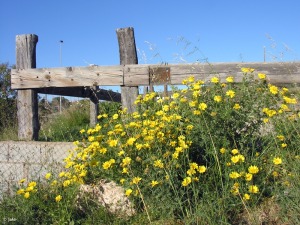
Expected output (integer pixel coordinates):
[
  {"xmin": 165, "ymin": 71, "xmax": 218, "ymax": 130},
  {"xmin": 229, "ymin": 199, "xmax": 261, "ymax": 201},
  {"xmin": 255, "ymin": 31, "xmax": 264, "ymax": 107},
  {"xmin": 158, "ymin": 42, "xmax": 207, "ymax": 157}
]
[{"xmin": 0, "ymin": 141, "xmax": 74, "ymax": 197}]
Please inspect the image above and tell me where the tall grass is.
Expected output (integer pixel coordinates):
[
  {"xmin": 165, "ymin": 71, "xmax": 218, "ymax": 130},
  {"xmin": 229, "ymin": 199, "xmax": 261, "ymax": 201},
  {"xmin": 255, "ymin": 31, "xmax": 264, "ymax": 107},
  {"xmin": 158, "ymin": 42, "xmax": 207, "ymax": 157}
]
[
  {"xmin": 39, "ymin": 100, "xmax": 90, "ymax": 141},
  {"xmin": 39, "ymin": 100, "xmax": 121, "ymax": 141}
]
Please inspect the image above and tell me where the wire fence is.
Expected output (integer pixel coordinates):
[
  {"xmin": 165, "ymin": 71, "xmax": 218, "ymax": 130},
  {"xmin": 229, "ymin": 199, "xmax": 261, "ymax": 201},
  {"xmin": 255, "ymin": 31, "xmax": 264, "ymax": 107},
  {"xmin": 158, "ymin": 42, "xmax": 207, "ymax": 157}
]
[
  {"xmin": 0, "ymin": 88, "xmax": 123, "ymax": 200},
  {"xmin": 0, "ymin": 93, "xmax": 78, "ymax": 199},
  {"xmin": 0, "ymin": 141, "xmax": 73, "ymax": 199}
]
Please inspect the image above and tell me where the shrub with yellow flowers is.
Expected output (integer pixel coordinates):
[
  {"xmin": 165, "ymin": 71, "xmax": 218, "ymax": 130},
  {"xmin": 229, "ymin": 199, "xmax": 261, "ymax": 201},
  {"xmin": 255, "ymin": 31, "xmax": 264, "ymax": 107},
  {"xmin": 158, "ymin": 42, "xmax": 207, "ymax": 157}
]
[
  {"xmin": 55, "ymin": 68, "xmax": 297, "ymax": 220},
  {"xmin": 7, "ymin": 67, "xmax": 300, "ymax": 224}
]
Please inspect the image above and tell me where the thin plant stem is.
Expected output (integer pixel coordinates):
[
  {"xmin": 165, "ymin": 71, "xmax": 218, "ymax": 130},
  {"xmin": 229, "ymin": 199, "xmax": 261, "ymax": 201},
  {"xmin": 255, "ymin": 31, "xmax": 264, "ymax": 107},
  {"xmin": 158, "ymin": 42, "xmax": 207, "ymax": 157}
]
[
  {"xmin": 135, "ymin": 184, "xmax": 152, "ymax": 224},
  {"xmin": 202, "ymin": 114, "xmax": 224, "ymax": 191}
]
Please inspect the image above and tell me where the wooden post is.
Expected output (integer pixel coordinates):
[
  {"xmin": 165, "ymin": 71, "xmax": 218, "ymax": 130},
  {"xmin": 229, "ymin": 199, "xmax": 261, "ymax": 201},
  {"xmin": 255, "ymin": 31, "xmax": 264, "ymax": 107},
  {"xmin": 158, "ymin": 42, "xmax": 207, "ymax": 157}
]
[
  {"xmin": 89, "ymin": 86, "xmax": 99, "ymax": 127},
  {"xmin": 16, "ymin": 34, "xmax": 39, "ymax": 140},
  {"xmin": 116, "ymin": 27, "xmax": 139, "ymax": 113}
]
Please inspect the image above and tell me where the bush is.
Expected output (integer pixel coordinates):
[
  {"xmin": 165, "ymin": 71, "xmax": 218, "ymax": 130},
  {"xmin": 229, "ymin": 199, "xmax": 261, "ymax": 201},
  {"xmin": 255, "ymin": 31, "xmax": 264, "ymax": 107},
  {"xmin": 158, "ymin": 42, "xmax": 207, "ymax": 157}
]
[
  {"xmin": 0, "ymin": 63, "xmax": 17, "ymax": 140},
  {"xmin": 2, "ymin": 68, "xmax": 300, "ymax": 224}
]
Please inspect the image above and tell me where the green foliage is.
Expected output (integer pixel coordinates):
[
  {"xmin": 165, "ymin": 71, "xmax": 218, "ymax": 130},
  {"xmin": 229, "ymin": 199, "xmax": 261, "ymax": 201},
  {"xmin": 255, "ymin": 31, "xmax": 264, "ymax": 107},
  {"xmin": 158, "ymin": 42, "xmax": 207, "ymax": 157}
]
[
  {"xmin": 1, "ymin": 68, "xmax": 300, "ymax": 224},
  {"xmin": 0, "ymin": 63, "xmax": 17, "ymax": 138},
  {"xmin": 39, "ymin": 100, "xmax": 121, "ymax": 141},
  {"xmin": 39, "ymin": 100, "xmax": 90, "ymax": 141}
]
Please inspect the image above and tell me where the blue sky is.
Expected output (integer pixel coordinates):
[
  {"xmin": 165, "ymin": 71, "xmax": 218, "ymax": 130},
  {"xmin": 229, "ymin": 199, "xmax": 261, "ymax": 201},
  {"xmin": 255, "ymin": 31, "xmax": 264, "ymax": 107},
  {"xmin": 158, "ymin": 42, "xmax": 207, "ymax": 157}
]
[{"xmin": 1, "ymin": 0, "xmax": 299, "ymax": 69}]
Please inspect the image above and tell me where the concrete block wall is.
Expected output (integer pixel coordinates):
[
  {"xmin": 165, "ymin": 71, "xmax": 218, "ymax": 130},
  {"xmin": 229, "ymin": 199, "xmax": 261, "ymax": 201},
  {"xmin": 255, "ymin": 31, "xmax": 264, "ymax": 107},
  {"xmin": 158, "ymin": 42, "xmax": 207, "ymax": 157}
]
[{"xmin": 0, "ymin": 141, "xmax": 75, "ymax": 198}]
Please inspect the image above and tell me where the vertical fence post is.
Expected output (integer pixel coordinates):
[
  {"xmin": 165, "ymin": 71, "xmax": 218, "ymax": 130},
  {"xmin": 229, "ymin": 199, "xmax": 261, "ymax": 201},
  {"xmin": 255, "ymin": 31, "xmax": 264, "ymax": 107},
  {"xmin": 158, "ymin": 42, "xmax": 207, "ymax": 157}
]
[
  {"xmin": 116, "ymin": 27, "xmax": 139, "ymax": 113},
  {"xmin": 90, "ymin": 86, "xmax": 99, "ymax": 127},
  {"xmin": 16, "ymin": 34, "xmax": 39, "ymax": 140}
]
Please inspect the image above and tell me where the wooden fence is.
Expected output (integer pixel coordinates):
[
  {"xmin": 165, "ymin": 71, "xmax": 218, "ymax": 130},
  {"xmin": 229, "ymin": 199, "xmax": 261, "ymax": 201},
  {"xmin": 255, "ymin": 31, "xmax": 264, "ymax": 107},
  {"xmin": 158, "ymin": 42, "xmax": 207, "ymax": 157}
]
[{"xmin": 10, "ymin": 27, "xmax": 300, "ymax": 141}]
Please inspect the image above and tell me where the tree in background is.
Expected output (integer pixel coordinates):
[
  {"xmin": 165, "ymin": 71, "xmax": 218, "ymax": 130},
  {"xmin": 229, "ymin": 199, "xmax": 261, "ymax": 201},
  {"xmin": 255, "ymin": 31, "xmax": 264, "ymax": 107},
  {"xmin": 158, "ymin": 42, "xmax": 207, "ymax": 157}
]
[{"xmin": 0, "ymin": 63, "xmax": 17, "ymax": 130}]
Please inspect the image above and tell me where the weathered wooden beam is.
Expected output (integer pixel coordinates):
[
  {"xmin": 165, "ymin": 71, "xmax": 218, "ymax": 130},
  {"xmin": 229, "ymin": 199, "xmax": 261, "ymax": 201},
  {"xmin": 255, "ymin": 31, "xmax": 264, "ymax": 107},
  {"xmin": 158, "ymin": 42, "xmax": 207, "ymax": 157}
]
[
  {"xmin": 11, "ymin": 65, "xmax": 124, "ymax": 89},
  {"xmin": 168, "ymin": 62, "xmax": 300, "ymax": 85},
  {"xmin": 117, "ymin": 27, "xmax": 139, "ymax": 113},
  {"xmin": 11, "ymin": 62, "xmax": 300, "ymax": 89},
  {"xmin": 36, "ymin": 87, "xmax": 121, "ymax": 102},
  {"xmin": 16, "ymin": 34, "xmax": 39, "ymax": 140}
]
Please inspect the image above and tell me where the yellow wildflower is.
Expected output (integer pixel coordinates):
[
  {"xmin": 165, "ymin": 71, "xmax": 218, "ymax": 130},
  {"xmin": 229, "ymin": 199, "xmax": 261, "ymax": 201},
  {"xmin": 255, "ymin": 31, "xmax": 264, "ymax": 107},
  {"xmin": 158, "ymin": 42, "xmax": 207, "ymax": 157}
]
[
  {"xmin": 55, "ymin": 195, "xmax": 62, "ymax": 202},
  {"xmin": 188, "ymin": 76, "xmax": 195, "ymax": 83},
  {"xmin": 277, "ymin": 135, "xmax": 285, "ymax": 141},
  {"xmin": 45, "ymin": 173, "xmax": 51, "ymax": 180},
  {"xmin": 24, "ymin": 192, "xmax": 30, "ymax": 199},
  {"xmin": 132, "ymin": 177, "xmax": 142, "ymax": 185},
  {"xmin": 182, "ymin": 177, "xmax": 192, "ymax": 187},
  {"xmin": 153, "ymin": 159, "xmax": 164, "ymax": 169},
  {"xmin": 189, "ymin": 101, "xmax": 197, "ymax": 107},
  {"xmin": 272, "ymin": 171, "xmax": 279, "ymax": 177},
  {"xmin": 172, "ymin": 93, "xmax": 180, "ymax": 99},
  {"xmin": 245, "ymin": 173, "xmax": 253, "ymax": 181},
  {"xmin": 102, "ymin": 159, "xmax": 115, "ymax": 170},
  {"xmin": 118, "ymin": 150, "xmax": 125, "ymax": 156},
  {"xmin": 258, "ymin": 73, "xmax": 266, "ymax": 79},
  {"xmin": 99, "ymin": 147, "xmax": 107, "ymax": 154},
  {"xmin": 122, "ymin": 157, "xmax": 132, "ymax": 167},
  {"xmin": 231, "ymin": 149, "xmax": 239, "ymax": 155},
  {"xmin": 229, "ymin": 171, "xmax": 240, "ymax": 179},
  {"xmin": 17, "ymin": 189, "xmax": 25, "ymax": 195},
  {"xmin": 248, "ymin": 165, "xmax": 259, "ymax": 174},
  {"xmin": 281, "ymin": 143, "xmax": 287, "ymax": 148},
  {"xmin": 19, "ymin": 178, "xmax": 26, "ymax": 184},
  {"xmin": 214, "ymin": 95, "xmax": 222, "ymax": 102},
  {"xmin": 248, "ymin": 185, "xmax": 259, "ymax": 194},
  {"xmin": 193, "ymin": 110, "xmax": 201, "ymax": 115},
  {"xmin": 243, "ymin": 193, "xmax": 251, "ymax": 200},
  {"xmin": 120, "ymin": 178, "xmax": 125, "ymax": 184},
  {"xmin": 189, "ymin": 162, "xmax": 198, "ymax": 170},
  {"xmin": 63, "ymin": 180, "xmax": 71, "ymax": 187},
  {"xmin": 220, "ymin": 148, "xmax": 226, "ymax": 154},
  {"xmin": 28, "ymin": 181, "xmax": 37, "ymax": 187},
  {"xmin": 186, "ymin": 125, "xmax": 194, "ymax": 130},
  {"xmin": 226, "ymin": 76, "xmax": 234, "ymax": 83},
  {"xmin": 193, "ymin": 84, "xmax": 201, "ymax": 91},
  {"xmin": 269, "ymin": 85, "xmax": 278, "ymax": 95},
  {"xmin": 186, "ymin": 168, "xmax": 196, "ymax": 176},
  {"xmin": 231, "ymin": 156, "xmax": 240, "ymax": 164},
  {"xmin": 125, "ymin": 189, "xmax": 133, "ymax": 196},
  {"xmin": 172, "ymin": 152, "xmax": 179, "ymax": 159},
  {"xmin": 273, "ymin": 157, "xmax": 282, "ymax": 165},
  {"xmin": 226, "ymin": 90, "xmax": 235, "ymax": 98},
  {"xmin": 198, "ymin": 165, "xmax": 207, "ymax": 173},
  {"xmin": 151, "ymin": 180, "xmax": 159, "ymax": 187},
  {"xmin": 211, "ymin": 77, "xmax": 219, "ymax": 83},
  {"xmin": 283, "ymin": 96, "xmax": 297, "ymax": 104},
  {"xmin": 108, "ymin": 139, "xmax": 118, "ymax": 147},
  {"xmin": 127, "ymin": 137, "xmax": 136, "ymax": 146},
  {"xmin": 122, "ymin": 168, "xmax": 129, "ymax": 174},
  {"xmin": 233, "ymin": 103, "xmax": 241, "ymax": 110},
  {"xmin": 241, "ymin": 67, "xmax": 255, "ymax": 73},
  {"xmin": 231, "ymin": 182, "xmax": 239, "ymax": 195},
  {"xmin": 199, "ymin": 102, "xmax": 208, "ymax": 111},
  {"xmin": 79, "ymin": 129, "xmax": 85, "ymax": 134}
]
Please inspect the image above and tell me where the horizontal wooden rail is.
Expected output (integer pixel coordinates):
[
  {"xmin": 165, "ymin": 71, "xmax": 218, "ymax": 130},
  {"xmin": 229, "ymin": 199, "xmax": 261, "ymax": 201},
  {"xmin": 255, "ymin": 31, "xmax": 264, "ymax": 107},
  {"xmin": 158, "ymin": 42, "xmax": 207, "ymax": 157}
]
[
  {"xmin": 11, "ymin": 62, "xmax": 300, "ymax": 89},
  {"xmin": 36, "ymin": 87, "xmax": 121, "ymax": 102}
]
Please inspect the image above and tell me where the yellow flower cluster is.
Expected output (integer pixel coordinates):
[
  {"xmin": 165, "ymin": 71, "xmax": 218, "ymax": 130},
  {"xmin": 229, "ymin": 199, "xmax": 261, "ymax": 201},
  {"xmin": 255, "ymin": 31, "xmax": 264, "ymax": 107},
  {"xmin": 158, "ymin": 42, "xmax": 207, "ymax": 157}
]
[
  {"xmin": 17, "ymin": 180, "xmax": 37, "ymax": 199},
  {"xmin": 26, "ymin": 67, "xmax": 294, "ymax": 211}
]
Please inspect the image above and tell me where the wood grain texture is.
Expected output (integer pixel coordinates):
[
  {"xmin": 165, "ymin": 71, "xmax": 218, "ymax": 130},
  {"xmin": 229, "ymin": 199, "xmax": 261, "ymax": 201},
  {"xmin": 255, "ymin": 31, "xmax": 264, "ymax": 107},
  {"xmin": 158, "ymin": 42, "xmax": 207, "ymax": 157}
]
[
  {"xmin": 11, "ymin": 66, "xmax": 123, "ymax": 89},
  {"xmin": 90, "ymin": 86, "xmax": 99, "ymax": 127},
  {"xmin": 11, "ymin": 62, "xmax": 300, "ymax": 89},
  {"xmin": 117, "ymin": 27, "xmax": 139, "ymax": 113},
  {"xmin": 16, "ymin": 34, "xmax": 39, "ymax": 141}
]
